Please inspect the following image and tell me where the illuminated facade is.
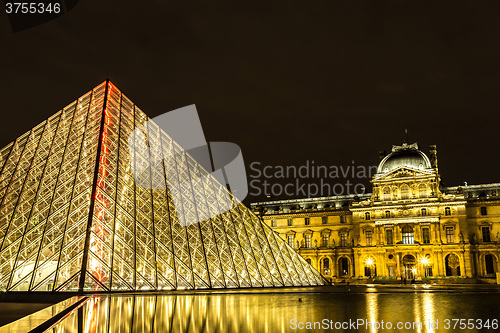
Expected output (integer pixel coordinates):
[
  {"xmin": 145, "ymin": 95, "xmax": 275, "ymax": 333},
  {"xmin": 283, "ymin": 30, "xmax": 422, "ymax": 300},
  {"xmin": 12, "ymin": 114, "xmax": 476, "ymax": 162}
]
[
  {"xmin": 0, "ymin": 81, "xmax": 324, "ymax": 292},
  {"xmin": 253, "ymin": 143, "xmax": 500, "ymax": 283}
]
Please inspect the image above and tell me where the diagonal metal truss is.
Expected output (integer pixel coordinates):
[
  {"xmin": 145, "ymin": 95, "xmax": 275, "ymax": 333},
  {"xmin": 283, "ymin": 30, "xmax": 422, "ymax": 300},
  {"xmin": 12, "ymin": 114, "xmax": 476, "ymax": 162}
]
[{"xmin": 0, "ymin": 81, "xmax": 325, "ymax": 292}]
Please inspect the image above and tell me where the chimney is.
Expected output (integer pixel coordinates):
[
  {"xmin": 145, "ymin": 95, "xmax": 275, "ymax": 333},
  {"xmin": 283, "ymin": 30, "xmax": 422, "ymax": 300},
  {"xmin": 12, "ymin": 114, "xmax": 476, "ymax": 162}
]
[{"xmin": 429, "ymin": 145, "xmax": 438, "ymax": 170}]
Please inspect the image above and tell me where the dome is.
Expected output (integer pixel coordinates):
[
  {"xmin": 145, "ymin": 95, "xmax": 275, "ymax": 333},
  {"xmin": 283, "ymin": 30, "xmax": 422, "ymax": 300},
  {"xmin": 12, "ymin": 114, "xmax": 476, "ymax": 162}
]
[{"xmin": 377, "ymin": 143, "xmax": 432, "ymax": 174}]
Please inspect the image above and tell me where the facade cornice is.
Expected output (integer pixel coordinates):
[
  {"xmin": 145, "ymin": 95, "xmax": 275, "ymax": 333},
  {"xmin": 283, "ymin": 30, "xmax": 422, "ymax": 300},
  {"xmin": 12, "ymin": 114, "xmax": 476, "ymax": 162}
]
[
  {"xmin": 374, "ymin": 216, "xmax": 440, "ymax": 225},
  {"xmin": 351, "ymin": 200, "xmax": 467, "ymax": 212},
  {"xmin": 262, "ymin": 210, "xmax": 351, "ymax": 219}
]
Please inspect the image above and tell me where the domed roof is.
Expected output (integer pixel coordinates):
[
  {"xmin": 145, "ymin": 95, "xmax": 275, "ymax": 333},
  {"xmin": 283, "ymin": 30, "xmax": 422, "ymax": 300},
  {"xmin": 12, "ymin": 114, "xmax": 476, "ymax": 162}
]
[{"xmin": 377, "ymin": 143, "xmax": 432, "ymax": 174}]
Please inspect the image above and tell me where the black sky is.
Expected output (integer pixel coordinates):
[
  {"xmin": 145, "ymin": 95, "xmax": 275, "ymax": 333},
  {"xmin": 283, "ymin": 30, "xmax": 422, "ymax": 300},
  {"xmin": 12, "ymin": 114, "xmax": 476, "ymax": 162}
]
[{"xmin": 1, "ymin": 0, "xmax": 499, "ymax": 204}]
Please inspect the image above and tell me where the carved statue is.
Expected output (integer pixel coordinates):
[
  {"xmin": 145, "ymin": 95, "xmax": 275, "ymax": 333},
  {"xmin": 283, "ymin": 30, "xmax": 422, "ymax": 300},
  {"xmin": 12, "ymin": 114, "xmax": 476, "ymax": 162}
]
[
  {"xmin": 471, "ymin": 233, "xmax": 477, "ymax": 244},
  {"xmin": 314, "ymin": 239, "xmax": 318, "ymax": 248}
]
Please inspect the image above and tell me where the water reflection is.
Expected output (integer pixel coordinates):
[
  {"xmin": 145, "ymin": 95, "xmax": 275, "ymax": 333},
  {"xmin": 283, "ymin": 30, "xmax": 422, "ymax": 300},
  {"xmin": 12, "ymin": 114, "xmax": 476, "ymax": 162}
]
[{"xmin": 47, "ymin": 288, "xmax": 500, "ymax": 332}]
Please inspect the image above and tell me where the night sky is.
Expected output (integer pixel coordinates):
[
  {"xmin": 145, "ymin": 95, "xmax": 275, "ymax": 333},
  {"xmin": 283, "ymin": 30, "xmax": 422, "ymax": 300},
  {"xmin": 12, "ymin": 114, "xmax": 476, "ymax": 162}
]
[{"xmin": 1, "ymin": 1, "xmax": 499, "ymax": 204}]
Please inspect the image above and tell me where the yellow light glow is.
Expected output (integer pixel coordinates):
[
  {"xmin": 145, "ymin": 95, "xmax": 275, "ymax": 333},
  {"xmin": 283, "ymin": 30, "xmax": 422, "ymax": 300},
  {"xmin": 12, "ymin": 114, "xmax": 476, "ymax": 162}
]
[
  {"xmin": 421, "ymin": 256, "xmax": 430, "ymax": 265},
  {"xmin": 366, "ymin": 258, "xmax": 374, "ymax": 266}
]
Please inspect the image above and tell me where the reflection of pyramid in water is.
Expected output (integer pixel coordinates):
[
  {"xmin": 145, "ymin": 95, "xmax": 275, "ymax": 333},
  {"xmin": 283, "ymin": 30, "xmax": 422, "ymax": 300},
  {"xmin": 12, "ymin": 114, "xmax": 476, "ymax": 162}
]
[{"xmin": 0, "ymin": 81, "xmax": 325, "ymax": 291}]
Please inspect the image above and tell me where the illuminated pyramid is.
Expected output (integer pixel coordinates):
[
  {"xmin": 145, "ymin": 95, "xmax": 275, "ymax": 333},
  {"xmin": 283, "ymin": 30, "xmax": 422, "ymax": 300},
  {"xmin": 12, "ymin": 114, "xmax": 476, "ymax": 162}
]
[{"xmin": 0, "ymin": 81, "xmax": 325, "ymax": 292}]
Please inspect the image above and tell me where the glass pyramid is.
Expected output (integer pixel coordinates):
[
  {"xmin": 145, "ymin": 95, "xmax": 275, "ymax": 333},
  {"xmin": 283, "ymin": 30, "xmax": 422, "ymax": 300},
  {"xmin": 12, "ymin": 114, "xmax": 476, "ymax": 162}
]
[{"xmin": 0, "ymin": 81, "xmax": 325, "ymax": 292}]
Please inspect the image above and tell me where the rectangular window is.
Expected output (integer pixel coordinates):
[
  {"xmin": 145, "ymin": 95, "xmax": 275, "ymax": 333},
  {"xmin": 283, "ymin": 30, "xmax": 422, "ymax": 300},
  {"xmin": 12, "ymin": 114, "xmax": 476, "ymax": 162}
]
[
  {"xmin": 445, "ymin": 207, "xmax": 451, "ymax": 216},
  {"xmin": 481, "ymin": 206, "xmax": 487, "ymax": 215},
  {"xmin": 445, "ymin": 227, "xmax": 454, "ymax": 243},
  {"xmin": 386, "ymin": 229, "xmax": 393, "ymax": 245},
  {"xmin": 271, "ymin": 219, "xmax": 276, "ymax": 227},
  {"xmin": 366, "ymin": 230, "xmax": 372, "ymax": 246},
  {"xmin": 322, "ymin": 234, "xmax": 329, "ymax": 247},
  {"xmin": 340, "ymin": 233, "xmax": 348, "ymax": 247},
  {"xmin": 305, "ymin": 218, "xmax": 310, "ymax": 225},
  {"xmin": 402, "ymin": 230, "xmax": 414, "ymax": 244},
  {"xmin": 482, "ymin": 226, "xmax": 491, "ymax": 242},
  {"xmin": 288, "ymin": 235, "xmax": 294, "ymax": 248},
  {"xmin": 340, "ymin": 215, "xmax": 346, "ymax": 223},
  {"xmin": 421, "ymin": 208, "xmax": 427, "ymax": 216},
  {"xmin": 385, "ymin": 211, "xmax": 391, "ymax": 218},
  {"xmin": 422, "ymin": 227, "xmax": 430, "ymax": 244},
  {"xmin": 305, "ymin": 234, "xmax": 311, "ymax": 248},
  {"xmin": 322, "ymin": 216, "xmax": 328, "ymax": 224},
  {"xmin": 365, "ymin": 212, "xmax": 371, "ymax": 220},
  {"xmin": 288, "ymin": 218, "xmax": 292, "ymax": 226}
]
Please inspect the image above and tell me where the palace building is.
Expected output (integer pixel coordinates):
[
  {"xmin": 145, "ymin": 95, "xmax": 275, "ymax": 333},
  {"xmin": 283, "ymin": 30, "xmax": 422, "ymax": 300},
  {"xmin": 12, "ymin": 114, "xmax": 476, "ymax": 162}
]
[{"xmin": 251, "ymin": 143, "xmax": 500, "ymax": 283}]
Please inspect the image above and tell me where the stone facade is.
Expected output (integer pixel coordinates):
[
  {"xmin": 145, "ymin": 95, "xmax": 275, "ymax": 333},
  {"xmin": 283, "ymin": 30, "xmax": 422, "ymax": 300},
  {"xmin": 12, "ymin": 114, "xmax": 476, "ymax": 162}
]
[{"xmin": 251, "ymin": 143, "xmax": 500, "ymax": 283}]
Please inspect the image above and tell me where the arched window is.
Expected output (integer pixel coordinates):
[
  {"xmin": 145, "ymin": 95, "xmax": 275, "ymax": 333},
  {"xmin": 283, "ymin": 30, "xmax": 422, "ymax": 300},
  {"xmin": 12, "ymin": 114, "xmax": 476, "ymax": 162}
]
[
  {"xmin": 339, "ymin": 257, "xmax": 349, "ymax": 276},
  {"xmin": 419, "ymin": 184, "xmax": 427, "ymax": 198},
  {"xmin": 401, "ymin": 184, "xmax": 410, "ymax": 200},
  {"xmin": 445, "ymin": 254, "xmax": 461, "ymax": 276},
  {"xmin": 402, "ymin": 225, "xmax": 414, "ymax": 244},
  {"xmin": 445, "ymin": 207, "xmax": 451, "ymax": 216},
  {"xmin": 323, "ymin": 258, "xmax": 330, "ymax": 275},
  {"xmin": 385, "ymin": 211, "xmax": 391, "ymax": 218},
  {"xmin": 365, "ymin": 212, "xmax": 371, "ymax": 220},
  {"xmin": 421, "ymin": 208, "xmax": 427, "ymax": 216},
  {"xmin": 485, "ymin": 254, "xmax": 496, "ymax": 275},
  {"xmin": 383, "ymin": 187, "xmax": 391, "ymax": 201},
  {"xmin": 481, "ymin": 206, "xmax": 487, "ymax": 215}
]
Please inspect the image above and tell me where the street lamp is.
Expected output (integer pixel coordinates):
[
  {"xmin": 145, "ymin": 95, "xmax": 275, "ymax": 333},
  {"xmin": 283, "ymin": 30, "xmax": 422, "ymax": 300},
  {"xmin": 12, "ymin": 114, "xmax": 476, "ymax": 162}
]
[
  {"xmin": 366, "ymin": 257, "xmax": 374, "ymax": 278},
  {"xmin": 421, "ymin": 256, "xmax": 431, "ymax": 277}
]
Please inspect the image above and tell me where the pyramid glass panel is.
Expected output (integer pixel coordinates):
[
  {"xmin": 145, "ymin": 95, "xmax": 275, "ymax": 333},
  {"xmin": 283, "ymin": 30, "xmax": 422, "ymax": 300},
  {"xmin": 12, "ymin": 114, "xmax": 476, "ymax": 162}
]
[{"xmin": 0, "ymin": 81, "xmax": 325, "ymax": 291}]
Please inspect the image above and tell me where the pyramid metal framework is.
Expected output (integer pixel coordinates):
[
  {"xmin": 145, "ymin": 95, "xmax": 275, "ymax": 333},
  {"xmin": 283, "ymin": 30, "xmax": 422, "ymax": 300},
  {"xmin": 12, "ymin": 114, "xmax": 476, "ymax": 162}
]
[{"xmin": 0, "ymin": 81, "xmax": 325, "ymax": 292}]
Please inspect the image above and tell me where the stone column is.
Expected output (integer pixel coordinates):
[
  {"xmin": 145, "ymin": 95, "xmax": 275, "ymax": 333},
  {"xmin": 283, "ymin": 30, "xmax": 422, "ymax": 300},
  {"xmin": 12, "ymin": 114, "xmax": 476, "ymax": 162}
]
[
  {"xmin": 436, "ymin": 251, "xmax": 444, "ymax": 276},
  {"xmin": 437, "ymin": 224, "xmax": 443, "ymax": 244},
  {"xmin": 463, "ymin": 247, "xmax": 474, "ymax": 278},
  {"xmin": 432, "ymin": 223, "xmax": 438, "ymax": 243},
  {"xmin": 396, "ymin": 253, "xmax": 402, "ymax": 278},
  {"xmin": 354, "ymin": 249, "xmax": 361, "ymax": 277},
  {"xmin": 415, "ymin": 227, "xmax": 421, "ymax": 244},
  {"xmin": 378, "ymin": 253, "xmax": 387, "ymax": 277}
]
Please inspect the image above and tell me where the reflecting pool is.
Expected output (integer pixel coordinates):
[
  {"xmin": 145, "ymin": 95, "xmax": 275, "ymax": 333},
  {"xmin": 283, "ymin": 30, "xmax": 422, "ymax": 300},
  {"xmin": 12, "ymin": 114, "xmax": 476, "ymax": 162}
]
[{"xmin": 44, "ymin": 286, "xmax": 500, "ymax": 332}]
